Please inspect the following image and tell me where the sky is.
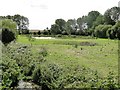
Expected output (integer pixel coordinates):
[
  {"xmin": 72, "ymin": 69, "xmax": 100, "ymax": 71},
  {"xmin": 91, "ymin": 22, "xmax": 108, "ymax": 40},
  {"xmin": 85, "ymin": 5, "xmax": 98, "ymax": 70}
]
[{"xmin": 0, "ymin": 0, "xmax": 120, "ymax": 30}]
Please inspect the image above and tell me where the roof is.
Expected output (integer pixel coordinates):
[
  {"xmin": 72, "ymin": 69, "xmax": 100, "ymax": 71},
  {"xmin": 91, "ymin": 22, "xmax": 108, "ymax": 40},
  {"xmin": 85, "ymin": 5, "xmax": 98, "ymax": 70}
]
[{"xmin": 29, "ymin": 29, "xmax": 42, "ymax": 32}]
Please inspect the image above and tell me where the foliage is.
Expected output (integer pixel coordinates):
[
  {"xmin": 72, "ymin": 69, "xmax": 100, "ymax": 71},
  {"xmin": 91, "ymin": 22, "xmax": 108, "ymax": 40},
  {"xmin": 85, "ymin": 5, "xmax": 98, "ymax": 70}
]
[
  {"xmin": 87, "ymin": 11, "xmax": 100, "ymax": 29},
  {"xmin": 104, "ymin": 7, "xmax": 120, "ymax": 25},
  {"xmin": 1, "ymin": 43, "xmax": 45, "ymax": 89},
  {"xmin": 0, "ymin": 14, "xmax": 29, "ymax": 34},
  {"xmin": 93, "ymin": 15, "xmax": 105, "ymax": 28},
  {"xmin": 55, "ymin": 19, "xmax": 66, "ymax": 32},
  {"xmin": 77, "ymin": 16, "xmax": 88, "ymax": 31},
  {"xmin": 94, "ymin": 25, "xmax": 112, "ymax": 38},
  {"xmin": 2, "ymin": 48, "xmax": 20, "ymax": 88},
  {"xmin": 39, "ymin": 47, "xmax": 48, "ymax": 57},
  {"xmin": 107, "ymin": 21, "xmax": 120, "ymax": 39},
  {"xmin": 2, "ymin": 35, "xmax": 119, "ymax": 89},
  {"xmin": 1, "ymin": 5, "xmax": 120, "ymax": 89},
  {"xmin": 1, "ymin": 28, "xmax": 16, "ymax": 46},
  {"xmin": 0, "ymin": 19, "xmax": 17, "ymax": 46},
  {"xmin": 50, "ymin": 24, "xmax": 61, "ymax": 35}
]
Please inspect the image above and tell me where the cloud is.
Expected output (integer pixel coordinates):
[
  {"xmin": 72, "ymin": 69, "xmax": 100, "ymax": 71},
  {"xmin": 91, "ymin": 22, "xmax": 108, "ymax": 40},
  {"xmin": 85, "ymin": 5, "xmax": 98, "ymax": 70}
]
[{"xmin": 30, "ymin": 4, "xmax": 48, "ymax": 9}]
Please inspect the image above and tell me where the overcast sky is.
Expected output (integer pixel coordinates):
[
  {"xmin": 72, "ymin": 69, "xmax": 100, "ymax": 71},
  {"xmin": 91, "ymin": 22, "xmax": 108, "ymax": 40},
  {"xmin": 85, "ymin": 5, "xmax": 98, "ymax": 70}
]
[{"xmin": 0, "ymin": 0, "xmax": 120, "ymax": 30}]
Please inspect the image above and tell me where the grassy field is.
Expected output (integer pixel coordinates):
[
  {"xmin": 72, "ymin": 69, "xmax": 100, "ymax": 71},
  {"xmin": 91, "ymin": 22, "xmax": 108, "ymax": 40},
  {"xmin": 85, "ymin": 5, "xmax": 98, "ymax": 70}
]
[{"xmin": 17, "ymin": 35, "xmax": 118, "ymax": 77}]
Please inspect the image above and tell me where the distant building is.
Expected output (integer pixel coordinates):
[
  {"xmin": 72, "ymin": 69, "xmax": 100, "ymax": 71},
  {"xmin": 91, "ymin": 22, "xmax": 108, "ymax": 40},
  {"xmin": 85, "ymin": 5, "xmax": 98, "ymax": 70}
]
[{"xmin": 29, "ymin": 29, "xmax": 42, "ymax": 34}]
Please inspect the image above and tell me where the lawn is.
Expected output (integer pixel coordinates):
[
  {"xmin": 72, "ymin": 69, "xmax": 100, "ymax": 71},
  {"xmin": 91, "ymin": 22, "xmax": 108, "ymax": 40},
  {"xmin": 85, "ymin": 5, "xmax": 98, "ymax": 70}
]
[{"xmin": 17, "ymin": 35, "xmax": 118, "ymax": 77}]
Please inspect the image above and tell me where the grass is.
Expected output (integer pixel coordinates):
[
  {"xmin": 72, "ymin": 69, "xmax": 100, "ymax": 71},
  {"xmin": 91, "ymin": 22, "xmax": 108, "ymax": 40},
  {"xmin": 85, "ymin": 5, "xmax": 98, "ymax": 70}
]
[{"xmin": 17, "ymin": 35, "xmax": 118, "ymax": 77}]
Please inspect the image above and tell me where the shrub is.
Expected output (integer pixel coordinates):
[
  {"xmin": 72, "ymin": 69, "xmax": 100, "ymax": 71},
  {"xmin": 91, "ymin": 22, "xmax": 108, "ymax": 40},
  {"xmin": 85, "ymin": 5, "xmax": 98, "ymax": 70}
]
[
  {"xmin": 1, "ymin": 19, "xmax": 17, "ymax": 46},
  {"xmin": 94, "ymin": 25, "xmax": 112, "ymax": 38},
  {"xmin": 32, "ymin": 65, "xmax": 42, "ymax": 85},
  {"xmin": 1, "ymin": 28, "xmax": 16, "ymax": 46},
  {"xmin": 2, "ymin": 54, "xmax": 20, "ymax": 88},
  {"xmin": 39, "ymin": 47, "xmax": 48, "ymax": 57}
]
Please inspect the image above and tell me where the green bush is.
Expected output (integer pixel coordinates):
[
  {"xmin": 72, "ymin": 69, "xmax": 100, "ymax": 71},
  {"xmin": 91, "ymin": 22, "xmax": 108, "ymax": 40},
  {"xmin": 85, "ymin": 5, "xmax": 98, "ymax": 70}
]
[
  {"xmin": 39, "ymin": 47, "xmax": 48, "ymax": 57},
  {"xmin": 32, "ymin": 65, "xmax": 42, "ymax": 85},
  {"xmin": 1, "ymin": 19, "xmax": 17, "ymax": 46},
  {"xmin": 2, "ymin": 54, "xmax": 20, "ymax": 88},
  {"xmin": 1, "ymin": 28, "xmax": 16, "ymax": 46},
  {"xmin": 94, "ymin": 25, "xmax": 112, "ymax": 38}
]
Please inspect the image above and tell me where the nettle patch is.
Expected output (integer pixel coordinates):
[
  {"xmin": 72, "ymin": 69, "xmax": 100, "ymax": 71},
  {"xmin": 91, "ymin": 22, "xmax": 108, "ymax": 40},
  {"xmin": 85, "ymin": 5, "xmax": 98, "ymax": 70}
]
[
  {"xmin": 54, "ymin": 40, "xmax": 98, "ymax": 46},
  {"xmin": 80, "ymin": 41, "xmax": 97, "ymax": 46}
]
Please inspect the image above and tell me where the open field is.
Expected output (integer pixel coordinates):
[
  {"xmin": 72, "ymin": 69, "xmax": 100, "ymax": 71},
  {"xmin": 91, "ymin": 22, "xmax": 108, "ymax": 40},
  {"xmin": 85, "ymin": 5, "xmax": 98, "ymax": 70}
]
[{"xmin": 17, "ymin": 35, "xmax": 118, "ymax": 77}]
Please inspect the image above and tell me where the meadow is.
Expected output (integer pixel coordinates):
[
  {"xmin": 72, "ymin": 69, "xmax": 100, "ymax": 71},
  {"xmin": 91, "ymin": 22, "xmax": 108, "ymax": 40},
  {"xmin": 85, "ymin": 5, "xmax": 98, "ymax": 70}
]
[
  {"xmin": 2, "ymin": 35, "xmax": 119, "ymax": 89},
  {"xmin": 17, "ymin": 35, "xmax": 118, "ymax": 77}
]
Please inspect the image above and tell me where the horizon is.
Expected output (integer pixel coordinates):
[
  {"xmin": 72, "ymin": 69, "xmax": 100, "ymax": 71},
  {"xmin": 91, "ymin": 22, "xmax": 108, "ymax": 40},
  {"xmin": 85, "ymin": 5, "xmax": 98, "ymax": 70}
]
[{"xmin": 1, "ymin": 0, "xmax": 120, "ymax": 30}]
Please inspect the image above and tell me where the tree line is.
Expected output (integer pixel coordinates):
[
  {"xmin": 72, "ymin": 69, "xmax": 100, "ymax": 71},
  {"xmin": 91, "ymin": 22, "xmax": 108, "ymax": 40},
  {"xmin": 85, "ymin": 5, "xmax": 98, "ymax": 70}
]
[
  {"xmin": 0, "ymin": 14, "xmax": 29, "ymax": 34},
  {"xmin": 0, "ymin": 6, "xmax": 120, "ymax": 45},
  {"xmin": 0, "ymin": 14, "xmax": 29, "ymax": 45},
  {"xmin": 28, "ymin": 6, "xmax": 120, "ymax": 40},
  {"xmin": 48, "ymin": 6, "xmax": 120, "ymax": 40}
]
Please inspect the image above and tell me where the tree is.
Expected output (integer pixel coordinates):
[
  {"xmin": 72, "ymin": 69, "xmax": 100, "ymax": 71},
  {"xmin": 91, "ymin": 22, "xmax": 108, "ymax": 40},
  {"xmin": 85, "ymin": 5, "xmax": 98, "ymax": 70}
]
[
  {"xmin": 55, "ymin": 19, "xmax": 66, "ymax": 33},
  {"xmin": 108, "ymin": 21, "xmax": 120, "ymax": 39},
  {"xmin": 93, "ymin": 15, "xmax": 105, "ymax": 28},
  {"xmin": 50, "ymin": 24, "xmax": 60, "ymax": 35},
  {"xmin": 77, "ymin": 16, "xmax": 88, "ymax": 30},
  {"xmin": 0, "ymin": 14, "xmax": 29, "ymax": 34},
  {"xmin": 77, "ymin": 17, "xmax": 83, "ymax": 31},
  {"xmin": 65, "ymin": 19, "xmax": 77, "ymax": 35},
  {"xmin": 38, "ymin": 31, "xmax": 41, "ymax": 35},
  {"xmin": 65, "ymin": 22, "xmax": 73, "ymax": 35},
  {"xmin": 13, "ymin": 14, "xmax": 29, "ymax": 34},
  {"xmin": 0, "ymin": 19, "xmax": 17, "ymax": 46},
  {"xmin": 1, "ymin": 19, "xmax": 17, "ymax": 36},
  {"xmin": 77, "ymin": 16, "xmax": 88, "ymax": 35},
  {"xmin": 87, "ymin": 11, "xmax": 100, "ymax": 29},
  {"xmin": 104, "ymin": 7, "xmax": 120, "ymax": 25},
  {"xmin": 94, "ymin": 25, "xmax": 112, "ymax": 38}
]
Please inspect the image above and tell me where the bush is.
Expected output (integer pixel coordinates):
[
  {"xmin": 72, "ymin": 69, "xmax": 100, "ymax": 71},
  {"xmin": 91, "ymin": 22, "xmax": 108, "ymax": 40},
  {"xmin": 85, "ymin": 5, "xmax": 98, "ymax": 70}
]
[
  {"xmin": 94, "ymin": 25, "xmax": 112, "ymax": 38},
  {"xmin": 107, "ymin": 21, "xmax": 120, "ymax": 39},
  {"xmin": 2, "ymin": 54, "xmax": 20, "ymax": 88},
  {"xmin": 1, "ymin": 28, "xmax": 16, "ymax": 46},
  {"xmin": 39, "ymin": 47, "xmax": 48, "ymax": 57},
  {"xmin": 1, "ymin": 19, "xmax": 17, "ymax": 46},
  {"xmin": 32, "ymin": 65, "xmax": 42, "ymax": 85}
]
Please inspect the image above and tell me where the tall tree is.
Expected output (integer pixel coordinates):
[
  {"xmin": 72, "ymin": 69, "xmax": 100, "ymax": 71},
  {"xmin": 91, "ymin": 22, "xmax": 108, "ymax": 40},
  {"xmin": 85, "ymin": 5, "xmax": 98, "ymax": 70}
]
[
  {"xmin": 87, "ymin": 11, "xmax": 100, "ymax": 28},
  {"xmin": 77, "ymin": 16, "xmax": 88, "ymax": 31},
  {"xmin": 0, "ymin": 14, "xmax": 29, "ymax": 34},
  {"xmin": 93, "ymin": 15, "xmax": 105, "ymax": 28},
  {"xmin": 77, "ymin": 17, "xmax": 83, "ymax": 31},
  {"xmin": 55, "ymin": 19, "xmax": 66, "ymax": 33},
  {"xmin": 50, "ymin": 24, "xmax": 60, "ymax": 35},
  {"xmin": 66, "ymin": 19, "xmax": 77, "ymax": 35},
  {"xmin": 13, "ymin": 14, "xmax": 29, "ymax": 34},
  {"xmin": 104, "ymin": 7, "xmax": 120, "ymax": 25}
]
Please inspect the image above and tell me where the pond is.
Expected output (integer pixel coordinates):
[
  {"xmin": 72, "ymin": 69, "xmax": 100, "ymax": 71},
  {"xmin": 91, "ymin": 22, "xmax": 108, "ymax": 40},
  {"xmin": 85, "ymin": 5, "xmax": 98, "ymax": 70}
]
[{"xmin": 32, "ymin": 37, "xmax": 56, "ymax": 39}]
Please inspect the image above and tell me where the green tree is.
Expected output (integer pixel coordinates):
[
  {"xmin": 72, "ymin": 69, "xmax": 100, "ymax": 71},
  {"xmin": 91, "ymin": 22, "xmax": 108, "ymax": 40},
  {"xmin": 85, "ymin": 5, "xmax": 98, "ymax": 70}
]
[
  {"xmin": 0, "ymin": 19, "xmax": 17, "ymax": 46},
  {"xmin": 77, "ymin": 17, "xmax": 83, "ymax": 31},
  {"xmin": 108, "ymin": 21, "xmax": 120, "ymax": 39},
  {"xmin": 94, "ymin": 25, "xmax": 112, "ymax": 38},
  {"xmin": 50, "ymin": 24, "xmax": 60, "ymax": 35},
  {"xmin": 55, "ymin": 19, "xmax": 66, "ymax": 33},
  {"xmin": 104, "ymin": 7, "xmax": 120, "ymax": 25},
  {"xmin": 66, "ymin": 19, "xmax": 77, "ymax": 35},
  {"xmin": 93, "ymin": 15, "xmax": 105, "ymax": 28},
  {"xmin": 87, "ymin": 11, "xmax": 100, "ymax": 29},
  {"xmin": 0, "ymin": 14, "xmax": 29, "ymax": 34},
  {"xmin": 77, "ymin": 16, "xmax": 88, "ymax": 35},
  {"xmin": 13, "ymin": 14, "xmax": 29, "ymax": 34}
]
